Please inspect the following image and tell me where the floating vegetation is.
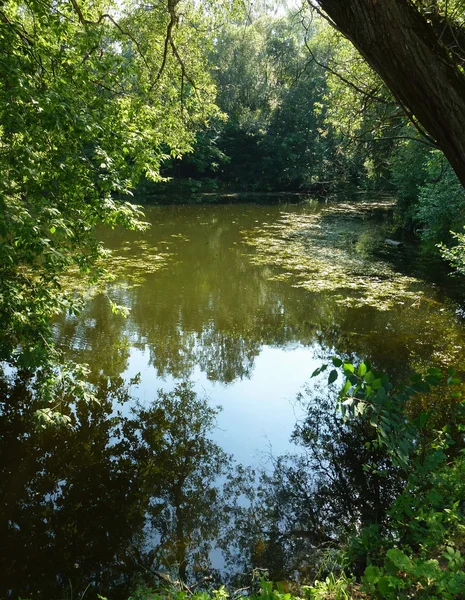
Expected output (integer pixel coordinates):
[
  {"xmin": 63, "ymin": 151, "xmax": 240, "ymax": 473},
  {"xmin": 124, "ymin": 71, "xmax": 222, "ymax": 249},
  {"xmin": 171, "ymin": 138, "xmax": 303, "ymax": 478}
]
[
  {"xmin": 106, "ymin": 240, "xmax": 174, "ymax": 285},
  {"xmin": 242, "ymin": 200, "xmax": 423, "ymax": 311},
  {"xmin": 61, "ymin": 239, "xmax": 176, "ymax": 302}
]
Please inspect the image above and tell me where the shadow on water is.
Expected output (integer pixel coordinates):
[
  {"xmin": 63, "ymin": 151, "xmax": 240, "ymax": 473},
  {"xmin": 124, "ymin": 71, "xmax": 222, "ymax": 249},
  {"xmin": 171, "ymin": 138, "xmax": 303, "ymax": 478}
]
[
  {"xmin": 3, "ymin": 199, "xmax": 465, "ymax": 597},
  {"xmin": 0, "ymin": 371, "xmax": 406, "ymax": 599},
  {"xmin": 0, "ymin": 375, "xmax": 247, "ymax": 599}
]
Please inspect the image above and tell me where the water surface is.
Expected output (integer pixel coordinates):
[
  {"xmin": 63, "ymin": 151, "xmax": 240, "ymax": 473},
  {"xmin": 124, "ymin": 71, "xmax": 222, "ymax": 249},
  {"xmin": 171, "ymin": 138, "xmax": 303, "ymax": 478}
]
[{"xmin": 3, "ymin": 198, "xmax": 465, "ymax": 598}]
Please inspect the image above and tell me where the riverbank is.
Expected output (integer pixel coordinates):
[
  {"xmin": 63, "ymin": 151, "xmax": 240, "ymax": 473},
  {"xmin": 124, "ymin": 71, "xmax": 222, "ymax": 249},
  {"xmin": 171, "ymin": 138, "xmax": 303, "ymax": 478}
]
[
  {"xmin": 127, "ymin": 576, "xmax": 360, "ymax": 600},
  {"xmin": 132, "ymin": 177, "xmax": 359, "ymax": 205}
]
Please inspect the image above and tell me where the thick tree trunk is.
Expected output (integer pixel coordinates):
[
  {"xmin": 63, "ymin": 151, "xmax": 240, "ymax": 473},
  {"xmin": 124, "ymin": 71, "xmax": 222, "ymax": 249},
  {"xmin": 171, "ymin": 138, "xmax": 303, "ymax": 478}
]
[{"xmin": 313, "ymin": 0, "xmax": 465, "ymax": 188}]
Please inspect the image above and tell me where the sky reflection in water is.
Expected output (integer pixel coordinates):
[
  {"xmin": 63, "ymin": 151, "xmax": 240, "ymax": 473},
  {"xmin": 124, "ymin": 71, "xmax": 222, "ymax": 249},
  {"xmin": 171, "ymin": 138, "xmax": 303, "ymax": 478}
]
[{"xmin": 3, "ymin": 199, "xmax": 465, "ymax": 599}]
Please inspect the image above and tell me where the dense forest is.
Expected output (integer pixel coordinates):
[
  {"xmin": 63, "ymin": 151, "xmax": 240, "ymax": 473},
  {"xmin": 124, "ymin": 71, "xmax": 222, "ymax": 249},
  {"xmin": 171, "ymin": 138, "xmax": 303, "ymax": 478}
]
[{"xmin": 2, "ymin": 0, "xmax": 465, "ymax": 598}]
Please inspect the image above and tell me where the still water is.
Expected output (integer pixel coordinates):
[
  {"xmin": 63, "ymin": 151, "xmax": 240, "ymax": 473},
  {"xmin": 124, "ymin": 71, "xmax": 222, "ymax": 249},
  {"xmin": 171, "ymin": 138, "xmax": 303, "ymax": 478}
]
[{"xmin": 2, "ymin": 199, "xmax": 465, "ymax": 598}]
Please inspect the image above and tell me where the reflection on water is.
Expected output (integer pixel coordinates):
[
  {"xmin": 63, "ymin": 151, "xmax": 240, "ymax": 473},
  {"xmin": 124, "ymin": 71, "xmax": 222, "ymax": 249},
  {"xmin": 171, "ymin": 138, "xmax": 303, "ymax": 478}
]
[
  {"xmin": 0, "ymin": 377, "xmax": 245, "ymax": 599},
  {"xmin": 2, "ymin": 199, "xmax": 465, "ymax": 598},
  {"xmin": 56, "ymin": 201, "xmax": 465, "ymax": 385},
  {"xmin": 0, "ymin": 373, "xmax": 405, "ymax": 598}
]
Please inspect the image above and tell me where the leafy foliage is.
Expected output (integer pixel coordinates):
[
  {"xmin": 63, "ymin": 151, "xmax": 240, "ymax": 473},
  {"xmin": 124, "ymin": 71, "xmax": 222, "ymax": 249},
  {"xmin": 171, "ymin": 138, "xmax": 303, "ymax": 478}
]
[
  {"xmin": 127, "ymin": 576, "xmax": 359, "ymax": 600},
  {"xmin": 0, "ymin": 0, "xmax": 228, "ymax": 409},
  {"xmin": 416, "ymin": 152, "xmax": 465, "ymax": 251},
  {"xmin": 157, "ymin": 12, "xmax": 356, "ymax": 193},
  {"xmin": 315, "ymin": 360, "xmax": 465, "ymax": 599}
]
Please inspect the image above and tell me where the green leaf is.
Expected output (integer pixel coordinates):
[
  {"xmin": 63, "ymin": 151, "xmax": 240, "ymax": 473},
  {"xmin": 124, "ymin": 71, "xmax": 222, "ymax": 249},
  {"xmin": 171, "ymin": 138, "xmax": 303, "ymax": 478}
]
[
  {"xmin": 358, "ymin": 362, "xmax": 367, "ymax": 377},
  {"xmin": 428, "ymin": 367, "xmax": 443, "ymax": 377},
  {"xmin": 311, "ymin": 364, "xmax": 328, "ymax": 378},
  {"xmin": 378, "ymin": 576, "xmax": 400, "ymax": 596},
  {"xmin": 339, "ymin": 380, "xmax": 352, "ymax": 398},
  {"xmin": 415, "ymin": 411, "xmax": 429, "ymax": 428},
  {"xmin": 386, "ymin": 548, "xmax": 413, "ymax": 572},
  {"xmin": 365, "ymin": 371, "xmax": 375, "ymax": 384},
  {"xmin": 328, "ymin": 369, "xmax": 338, "ymax": 385},
  {"xmin": 410, "ymin": 381, "xmax": 430, "ymax": 393},
  {"xmin": 363, "ymin": 565, "xmax": 381, "ymax": 584}
]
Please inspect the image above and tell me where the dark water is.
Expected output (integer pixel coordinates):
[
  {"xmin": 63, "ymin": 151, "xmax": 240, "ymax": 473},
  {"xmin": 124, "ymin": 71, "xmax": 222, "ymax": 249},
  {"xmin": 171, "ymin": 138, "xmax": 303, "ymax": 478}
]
[{"xmin": 2, "ymin": 200, "xmax": 465, "ymax": 599}]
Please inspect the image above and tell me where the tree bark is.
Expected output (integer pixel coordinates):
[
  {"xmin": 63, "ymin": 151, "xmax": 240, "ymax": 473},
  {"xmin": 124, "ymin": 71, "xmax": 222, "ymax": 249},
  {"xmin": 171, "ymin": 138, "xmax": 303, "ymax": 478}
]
[{"xmin": 312, "ymin": 0, "xmax": 465, "ymax": 188}]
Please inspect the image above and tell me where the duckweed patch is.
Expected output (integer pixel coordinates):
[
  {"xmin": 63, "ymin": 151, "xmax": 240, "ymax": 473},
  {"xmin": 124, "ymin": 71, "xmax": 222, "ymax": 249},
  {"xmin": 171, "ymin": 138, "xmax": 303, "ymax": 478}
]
[
  {"xmin": 62, "ymin": 239, "xmax": 176, "ymax": 301},
  {"xmin": 106, "ymin": 240, "xmax": 174, "ymax": 285},
  {"xmin": 243, "ymin": 200, "xmax": 423, "ymax": 311}
]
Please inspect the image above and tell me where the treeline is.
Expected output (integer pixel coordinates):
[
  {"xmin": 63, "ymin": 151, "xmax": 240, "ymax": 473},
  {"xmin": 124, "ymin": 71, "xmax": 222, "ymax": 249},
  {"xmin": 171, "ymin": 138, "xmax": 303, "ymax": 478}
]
[
  {"xmin": 142, "ymin": 7, "xmax": 465, "ymax": 256},
  {"xmin": 2, "ymin": 0, "xmax": 465, "ymax": 374},
  {"xmin": 146, "ymin": 14, "xmax": 353, "ymax": 195}
]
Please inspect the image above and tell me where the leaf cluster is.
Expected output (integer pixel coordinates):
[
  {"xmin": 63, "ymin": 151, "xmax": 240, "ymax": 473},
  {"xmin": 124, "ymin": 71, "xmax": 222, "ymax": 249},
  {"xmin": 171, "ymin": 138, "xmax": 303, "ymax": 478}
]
[
  {"xmin": 315, "ymin": 360, "xmax": 465, "ymax": 598},
  {"xmin": 0, "ymin": 0, "xmax": 224, "ymax": 401}
]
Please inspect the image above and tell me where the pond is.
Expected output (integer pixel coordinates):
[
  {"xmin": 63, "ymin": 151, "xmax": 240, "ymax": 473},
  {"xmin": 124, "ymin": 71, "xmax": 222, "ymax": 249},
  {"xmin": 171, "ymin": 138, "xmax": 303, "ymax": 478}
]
[{"xmin": 2, "ymin": 198, "xmax": 465, "ymax": 599}]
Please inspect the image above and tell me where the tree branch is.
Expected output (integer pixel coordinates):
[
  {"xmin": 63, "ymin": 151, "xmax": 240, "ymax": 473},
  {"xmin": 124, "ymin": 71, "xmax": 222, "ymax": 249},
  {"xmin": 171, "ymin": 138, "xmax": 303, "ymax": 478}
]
[
  {"xmin": 303, "ymin": 7, "xmax": 439, "ymax": 148},
  {"xmin": 302, "ymin": 33, "xmax": 394, "ymax": 106},
  {"xmin": 69, "ymin": 0, "xmax": 151, "ymax": 71},
  {"xmin": 150, "ymin": 0, "xmax": 180, "ymax": 88}
]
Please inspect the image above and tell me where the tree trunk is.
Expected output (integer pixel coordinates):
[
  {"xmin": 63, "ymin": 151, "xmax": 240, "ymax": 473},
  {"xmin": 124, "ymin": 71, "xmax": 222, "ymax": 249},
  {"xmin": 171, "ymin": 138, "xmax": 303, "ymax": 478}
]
[{"xmin": 313, "ymin": 0, "xmax": 465, "ymax": 188}]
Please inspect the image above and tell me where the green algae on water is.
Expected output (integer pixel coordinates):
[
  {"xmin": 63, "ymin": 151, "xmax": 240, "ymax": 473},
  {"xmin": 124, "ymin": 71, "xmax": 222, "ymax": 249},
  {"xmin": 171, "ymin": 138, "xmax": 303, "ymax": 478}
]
[
  {"xmin": 61, "ymin": 239, "xmax": 176, "ymax": 302},
  {"xmin": 242, "ymin": 200, "xmax": 423, "ymax": 311}
]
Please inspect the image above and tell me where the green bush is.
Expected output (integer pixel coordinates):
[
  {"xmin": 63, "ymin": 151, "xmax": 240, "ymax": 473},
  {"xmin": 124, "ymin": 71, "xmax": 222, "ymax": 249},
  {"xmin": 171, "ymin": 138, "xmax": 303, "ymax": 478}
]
[
  {"xmin": 318, "ymin": 360, "xmax": 465, "ymax": 599},
  {"xmin": 416, "ymin": 152, "xmax": 465, "ymax": 252},
  {"xmin": 389, "ymin": 137, "xmax": 430, "ymax": 229}
]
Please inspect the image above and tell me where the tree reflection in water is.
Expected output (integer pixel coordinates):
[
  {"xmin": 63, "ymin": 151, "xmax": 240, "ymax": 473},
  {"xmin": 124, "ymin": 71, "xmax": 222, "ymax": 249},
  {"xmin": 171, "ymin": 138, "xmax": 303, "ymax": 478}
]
[
  {"xmin": 0, "ymin": 372, "xmax": 405, "ymax": 599},
  {"xmin": 220, "ymin": 382, "xmax": 405, "ymax": 585},
  {"xmin": 0, "ymin": 375, "xmax": 243, "ymax": 599},
  {"xmin": 122, "ymin": 383, "xmax": 234, "ymax": 584}
]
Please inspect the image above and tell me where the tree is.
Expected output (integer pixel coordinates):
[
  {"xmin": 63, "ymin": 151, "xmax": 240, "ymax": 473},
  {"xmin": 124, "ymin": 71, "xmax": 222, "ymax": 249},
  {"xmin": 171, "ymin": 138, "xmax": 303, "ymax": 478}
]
[
  {"xmin": 308, "ymin": 0, "xmax": 465, "ymax": 188},
  {"xmin": 0, "ymin": 0, "xmax": 233, "ymax": 408},
  {"xmin": 168, "ymin": 13, "xmax": 352, "ymax": 192}
]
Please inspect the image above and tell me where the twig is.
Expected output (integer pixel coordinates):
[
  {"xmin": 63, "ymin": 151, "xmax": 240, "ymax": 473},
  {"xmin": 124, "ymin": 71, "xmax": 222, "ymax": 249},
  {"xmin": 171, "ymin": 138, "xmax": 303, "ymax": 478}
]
[
  {"xmin": 79, "ymin": 582, "xmax": 92, "ymax": 600},
  {"xmin": 303, "ymin": 36, "xmax": 394, "ymax": 107},
  {"xmin": 304, "ymin": 1, "xmax": 439, "ymax": 148},
  {"xmin": 233, "ymin": 586, "xmax": 251, "ymax": 597},
  {"xmin": 190, "ymin": 575, "xmax": 214, "ymax": 590},
  {"xmin": 69, "ymin": 0, "xmax": 151, "ymax": 71},
  {"xmin": 150, "ymin": 0, "xmax": 186, "ymax": 91}
]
